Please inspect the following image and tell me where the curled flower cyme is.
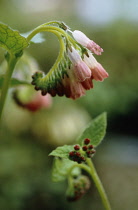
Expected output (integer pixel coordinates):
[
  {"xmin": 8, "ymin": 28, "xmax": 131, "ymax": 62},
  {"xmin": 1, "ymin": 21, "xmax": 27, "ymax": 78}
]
[{"xmin": 30, "ymin": 21, "xmax": 108, "ymax": 100}]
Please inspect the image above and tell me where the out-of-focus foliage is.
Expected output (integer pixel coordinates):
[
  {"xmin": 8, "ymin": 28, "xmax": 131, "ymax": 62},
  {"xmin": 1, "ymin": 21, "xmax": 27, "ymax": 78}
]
[{"xmin": 2, "ymin": 96, "xmax": 91, "ymax": 146}]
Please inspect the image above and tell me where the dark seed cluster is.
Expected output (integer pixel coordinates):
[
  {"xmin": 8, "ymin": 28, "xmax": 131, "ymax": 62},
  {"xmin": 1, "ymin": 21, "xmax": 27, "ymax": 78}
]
[
  {"xmin": 74, "ymin": 145, "xmax": 80, "ymax": 150},
  {"xmin": 69, "ymin": 139, "xmax": 96, "ymax": 163},
  {"xmin": 69, "ymin": 150, "xmax": 85, "ymax": 164},
  {"xmin": 83, "ymin": 138, "xmax": 96, "ymax": 158}
]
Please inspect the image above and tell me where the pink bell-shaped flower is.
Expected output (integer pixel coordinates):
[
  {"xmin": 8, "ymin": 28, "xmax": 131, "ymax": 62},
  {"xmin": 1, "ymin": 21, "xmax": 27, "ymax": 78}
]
[
  {"xmin": 68, "ymin": 47, "xmax": 91, "ymax": 81},
  {"xmin": 83, "ymin": 52, "xmax": 108, "ymax": 81},
  {"xmin": 72, "ymin": 30, "xmax": 103, "ymax": 55}
]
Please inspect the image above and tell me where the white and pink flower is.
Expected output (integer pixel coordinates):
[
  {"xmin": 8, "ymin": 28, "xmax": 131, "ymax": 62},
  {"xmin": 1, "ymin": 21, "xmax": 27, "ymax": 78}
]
[
  {"xmin": 83, "ymin": 52, "xmax": 108, "ymax": 81},
  {"xmin": 68, "ymin": 47, "xmax": 91, "ymax": 81},
  {"xmin": 58, "ymin": 68, "xmax": 86, "ymax": 100},
  {"xmin": 72, "ymin": 30, "xmax": 103, "ymax": 55}
]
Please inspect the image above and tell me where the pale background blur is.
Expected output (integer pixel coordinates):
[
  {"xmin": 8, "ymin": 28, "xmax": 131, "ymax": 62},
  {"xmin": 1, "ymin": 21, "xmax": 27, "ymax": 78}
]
[{"xmin": 0, "ymin": 0, "xmax": 138, "ymax": 210}]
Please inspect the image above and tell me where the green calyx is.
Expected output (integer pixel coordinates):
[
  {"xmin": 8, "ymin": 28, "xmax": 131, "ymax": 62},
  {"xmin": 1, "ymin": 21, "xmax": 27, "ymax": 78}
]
[{"xmin": 31, "ymin": 55, "xmax": 71, "ymax": 96}]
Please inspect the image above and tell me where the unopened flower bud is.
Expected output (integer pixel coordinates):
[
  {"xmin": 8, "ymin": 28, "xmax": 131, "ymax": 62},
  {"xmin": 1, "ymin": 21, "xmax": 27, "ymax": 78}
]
[
  {"xmin": 68, "ymin": 47, "xmax": 91, "ymax": 82},
  {"xmin": 72, "ymin": 30, "xmax": 103, "ymax": 55},
  {"xmin": 84, "ymin": 138, "xmax": 90, "ymax": 145},
  {"xmin": 74, "ymin": 145, "xmax": 80, "ymax": 151},
  {"xmin": 82, "ymin": 145, "xmax": 88, "ymax": 151},
  {"xmin": 83, "ymin": 52, "xmax": 109, "ymax": 82},
  {"xmin": 88, "ymin": 145, "xmax": 94, "ymax": 150}
]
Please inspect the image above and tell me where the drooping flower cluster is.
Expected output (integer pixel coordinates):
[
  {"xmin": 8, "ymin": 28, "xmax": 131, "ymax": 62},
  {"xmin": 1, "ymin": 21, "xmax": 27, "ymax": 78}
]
[{"xmin": 31, "ymin": 23, "xmax": 108, "ymax": 100}]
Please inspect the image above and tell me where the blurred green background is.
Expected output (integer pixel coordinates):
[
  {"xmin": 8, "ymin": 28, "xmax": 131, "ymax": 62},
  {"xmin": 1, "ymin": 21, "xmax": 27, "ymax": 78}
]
[{"xmin": 0, "ymin": 0, "xmax": 138, "ymax": 209}]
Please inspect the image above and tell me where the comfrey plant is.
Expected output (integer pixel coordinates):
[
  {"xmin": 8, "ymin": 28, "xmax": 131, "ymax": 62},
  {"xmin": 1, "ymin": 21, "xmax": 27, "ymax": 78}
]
[{"xmin": 0, "ymin": 21, "xmax": 111, "ymax": 209}]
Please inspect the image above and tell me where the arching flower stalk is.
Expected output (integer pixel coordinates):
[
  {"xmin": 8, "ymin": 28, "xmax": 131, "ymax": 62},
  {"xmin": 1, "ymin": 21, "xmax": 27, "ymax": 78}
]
[{"xmin": 28, "ymin": 21, "xmax": 108, "ymax": 99}]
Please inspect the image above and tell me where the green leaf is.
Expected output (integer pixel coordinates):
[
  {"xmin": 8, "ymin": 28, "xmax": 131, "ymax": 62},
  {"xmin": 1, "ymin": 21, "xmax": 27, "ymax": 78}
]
[
  {"xmin": 49, "ymin": 145, "xmax": 74, "ymax": 159},
  {"xmin": 52, "ymin": 158, "xmax": 80, "ymax": 182},
  {"xmin": 0, "ymin": 23, "xmax": 29, "ymax": 54},
  {"xmin": 77, "ymin": 112, "xmax": 107, "ymax": 147},
  {"xmin": 0, "ymin": 75, "xmax": 30, "ymax": 89}
]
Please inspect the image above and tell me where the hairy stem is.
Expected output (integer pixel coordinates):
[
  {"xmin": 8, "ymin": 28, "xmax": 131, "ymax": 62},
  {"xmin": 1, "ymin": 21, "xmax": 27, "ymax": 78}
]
[
  {"xmin": 27, "ymin": 25, "xmax": 67, "ymax": 43},
  {"xmin": 86, "ymin": 158, "xmax": 111, "ymax": 210},
  {"xmin": 42, "ymin": 31, "xmax": 66, "ymax": 80},
  {"xmin": 27, "ymin": 26, "xmax": 69, "ymax": 89},
  {"xmin": 0, "ymin": 55, "xmax": 17, "ymax": 124},
  {"xmin": 27, "ymin": 24, "xmax": 75, "ymax": 48},
  {"xmin": 68, "ymin": 163, "xmax": 91, "ymax": 176},
  {"xmin": 68, "ymin": 159, "xmax": 111, "ymax": 209}
]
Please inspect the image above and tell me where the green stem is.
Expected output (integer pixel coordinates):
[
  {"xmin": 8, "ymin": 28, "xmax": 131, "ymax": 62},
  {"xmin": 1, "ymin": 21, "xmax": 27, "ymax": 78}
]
[
  {"xmin": 27, "ymin": 25, "xmax": 67, "ymax": 43},
  {"xmin": 68, "ymin": 163, "xmax": 91, "ymax": 176},
  {"xmin": 68, "ymin": 160, "xmax": 111, "ymax": 209},
  {"xmin": 0, "ymin": 55, "xmax": 17, "ymax": 123},
  {"xmin": 41, "ymin": 30, "xmax": 66, "ymax": 80},
  {"xmin": 86, "ymin": 158, "xmax": 111, "ymax": 210},
  {"xmin": 26, "ymin": 24, "xmax": 80, "ymax": 81},
  {"xmin": 29, "ymin": 28, "xmax": 66, "ymax": 82},
  {"xmin": 27, "ymin": 24, "xmax": 76, "ymax": 48},
  {"xmin": 27, "ymin": 26, "xmax": 68, "ymax": 85}
]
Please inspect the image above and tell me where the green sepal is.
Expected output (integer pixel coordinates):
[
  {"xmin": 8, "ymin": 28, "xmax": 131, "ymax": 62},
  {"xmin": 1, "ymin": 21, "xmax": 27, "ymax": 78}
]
[
  {"xmin": 31, "ymin": 55, "xmax": 70, "ymax": 96},
  {"xmin": 77, "ymin": 112, "xmax": 107, "ymax": 147},
  {"xmin": 0, "ymin": 23, "xmax": 29, "ymax": 55}
]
